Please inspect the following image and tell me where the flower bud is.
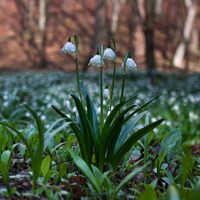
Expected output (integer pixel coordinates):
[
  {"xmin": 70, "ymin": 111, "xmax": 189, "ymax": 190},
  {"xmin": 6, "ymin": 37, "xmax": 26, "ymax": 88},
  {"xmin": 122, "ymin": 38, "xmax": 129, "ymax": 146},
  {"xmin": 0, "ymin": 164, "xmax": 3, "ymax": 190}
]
[{"xmin": 103, "ymin": 89, "xmax": 110, "ymax": 99}]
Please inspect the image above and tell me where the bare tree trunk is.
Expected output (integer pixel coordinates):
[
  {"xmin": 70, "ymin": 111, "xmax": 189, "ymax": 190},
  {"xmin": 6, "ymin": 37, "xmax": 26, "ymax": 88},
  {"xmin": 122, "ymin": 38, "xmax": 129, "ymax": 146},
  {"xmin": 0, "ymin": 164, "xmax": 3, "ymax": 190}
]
[
  {"xmin": 144, "ymin": 0, "xmax": 156, "ymax": 76},
  {"xmin": 173, "ymin": 0, "xmax": 197, "ymax": 71},
  {"xmin": 39, "ymin": 0, "xmax": 46, "ymax": 31},
  {"xmin": 154, "ymin": 0, "xmax": 163, "ymax": 16},
  {"xmin": 83, "ymin": 0, "xmax": 106, "ymax": 72},
  {"xmin": 111, "ymin": 0, "xmax": 119, "ymax": 34},
  {"xmin": 189, "ymin": 22, "xmax": 199, "ymax": 52},
  {"xmin": 38, "ymin": 0, "xmax": 49, "ymax": 68},
  {"xmin": 28, "ymin": 0, "xmax": 34, "ymax": 33}
]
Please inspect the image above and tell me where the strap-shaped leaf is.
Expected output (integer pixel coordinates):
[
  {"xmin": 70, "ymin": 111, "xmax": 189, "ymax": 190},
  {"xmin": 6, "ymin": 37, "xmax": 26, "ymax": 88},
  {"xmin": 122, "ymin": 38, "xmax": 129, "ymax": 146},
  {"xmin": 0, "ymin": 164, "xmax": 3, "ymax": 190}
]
[
  {"xmin": 113, "ymin": 163, "xmax": 149, "ymax": 197},
  {"xmin": 105, "ymin": 116, "xmax": 124, "ymax": 168},
  {"xmin": 123, "ymin": 94, "xmax": 162, "ymax": 124},
  {"xmin": 80, "ymin": 80, "xmax": 100, "ymax": 139},
  {"xmin": 51, "ymin": 105, "xmax": 90, "ymax": 165},
  {"xmin": 98, "ymin": 114, "xmax": 124, "ymax": 172},
  {"xmin": 43, "ymin": 121, "xmax": 71, "ymax": 152},
  {"xmin": 67, "ymin": 148, "xmax": 100, "ymax": 193},
  {"xmin": 24, "ymin": 105, "xmax": 44, "ymax": 190},
  {"xmin": 114, "ymin": 111, "xmax": 148, "ymax": 154},
  {"xmin": 112, "ymin": 119, "xmax": 164, "ymax": 171},
  {"xmin": 80, "ymin": 81, "xmax": 100, "ymax": 165},
  {"xmin": 101, "ymin": 104, "xmax": 136, "ymax": 143},
  {"xmin": 71, "ymin": 94, "xmax": 94, "ymax": 163},
  {"xmin": 44, "ymin": 118, "xmax": 67, "ymax": 139},
  {"xmin": 102, "ymin": 95, "xmax": 137, "ymax": 136},
  {"xmin": 86, "ymin": 95, "xmax": 100, "ymax": 166}
]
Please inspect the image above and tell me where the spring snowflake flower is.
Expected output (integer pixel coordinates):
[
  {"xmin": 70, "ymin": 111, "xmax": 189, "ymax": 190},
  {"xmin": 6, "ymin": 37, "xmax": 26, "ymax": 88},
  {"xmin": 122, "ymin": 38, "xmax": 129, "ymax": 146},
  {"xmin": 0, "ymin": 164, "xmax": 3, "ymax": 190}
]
[
  {"xmin": 88, "ymin": 55, "xmax": 105, "ymax": 67},
  {"xmin": 103, "ymin": 48, "xmax": 115, "ymax": 61},
  {"xmin": 103, "ymin": 88, "xmax": 110, "ymax": 99},
  {"xmin": 121, "ymin": 58, "xmax": 137, "ymax": 71},
  {"xmin": 61, "ymin": 42, "xmax": 76, "ymax": 54}
]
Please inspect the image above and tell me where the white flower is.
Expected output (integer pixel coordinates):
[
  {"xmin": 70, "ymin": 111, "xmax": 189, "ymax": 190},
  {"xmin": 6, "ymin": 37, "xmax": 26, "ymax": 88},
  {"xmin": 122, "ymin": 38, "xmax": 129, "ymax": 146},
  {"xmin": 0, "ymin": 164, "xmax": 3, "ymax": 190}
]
[
  {"xmin": 103, "ymin": 89, "xmax": 110, "ymax": 99},
  {"xmin": 103, "ymin": 48, "xmax": 115, "ymax": 61},
  {"xmin": 61, "ymin": 42, "xmax": 76, "ymax": 54},
  {"xmin": 121, "ymin": 58, "xmax": 137, "ymax": 71},
  {"xmin": 88, "ymin": 55, "xmax": 105, "ymax": 67}
]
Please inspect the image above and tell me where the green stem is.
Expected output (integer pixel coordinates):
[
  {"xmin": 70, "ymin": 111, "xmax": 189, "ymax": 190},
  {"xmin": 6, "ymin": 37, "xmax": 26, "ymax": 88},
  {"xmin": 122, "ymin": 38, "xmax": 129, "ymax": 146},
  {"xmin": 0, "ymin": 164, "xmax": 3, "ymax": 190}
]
[
  {"xmin": 76, "ymin": 54, "xmax": 83, "ymax": 104},
  {"xmin": 99, "ymin": 44, "xmax": 104, "ymax": 133},
  {"xmin": 74, "ymin": 35, "xmax": 83, "ymax": 104},
  {"xmin": 119, "ymin": 50, "xmax": 130, "ymax": 113},
  {"xmin": 109, "ymin": 48, "xmax": 116, "ymax": 111},
  {"xmin": 100, "ymin": 66, "xmax": 103, "ymax": 132},
  {"xmin": 120, "ymin": 72, "xmax": 126, "ymax": 104},
  {"xmin": 143, "ymin": 115, "xmax": 149, "ymax": 182}
]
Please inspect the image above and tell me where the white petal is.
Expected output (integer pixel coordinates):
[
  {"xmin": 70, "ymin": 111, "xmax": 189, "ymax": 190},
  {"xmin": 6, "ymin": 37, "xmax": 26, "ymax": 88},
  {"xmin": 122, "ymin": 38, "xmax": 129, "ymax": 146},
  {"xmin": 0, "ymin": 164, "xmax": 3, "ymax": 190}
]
[
  {"xmin": 88, "ymin": 55, "xmax": 105, "ymax": 67},
  {"xmin": 103, "ymin": 48, "xmax": 115, "ymax": 61},
  {"xmin": 103, "ymin": 89, "xmax": 110, "ymax": 99},
  {"xmin": 61, "ymin": 42, "xmax": 76, "ymax": 54},
  {"xmin": 121, "ymin": 58, "xmax": 137, "ymax": 71}
]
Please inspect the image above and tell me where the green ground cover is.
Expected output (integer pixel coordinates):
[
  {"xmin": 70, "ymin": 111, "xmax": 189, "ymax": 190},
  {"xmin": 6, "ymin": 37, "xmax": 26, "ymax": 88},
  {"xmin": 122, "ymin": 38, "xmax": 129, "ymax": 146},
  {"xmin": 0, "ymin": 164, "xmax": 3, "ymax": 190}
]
[{"xmin": 0, "ymin": 70, "xmax": 200, "ymax": 199}]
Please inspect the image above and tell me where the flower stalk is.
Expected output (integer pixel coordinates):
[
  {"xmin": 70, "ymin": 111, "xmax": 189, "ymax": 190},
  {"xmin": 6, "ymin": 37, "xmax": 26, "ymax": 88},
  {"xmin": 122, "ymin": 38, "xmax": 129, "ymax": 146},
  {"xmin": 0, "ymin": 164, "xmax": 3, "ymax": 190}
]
[
  {"xmin": 74, "ymin": 35, "xmax": 83, "ymax": 104},
  {"xmin": 99, "ymin": 44, "xmax": 104, "ymax": 133},
  {"xmin": 120, "ymin": 51, "xmax": 130, "ymax": 105},
  {"xmin": 109, "ymin": 38, "xmax": 117, "ymax": 111}
]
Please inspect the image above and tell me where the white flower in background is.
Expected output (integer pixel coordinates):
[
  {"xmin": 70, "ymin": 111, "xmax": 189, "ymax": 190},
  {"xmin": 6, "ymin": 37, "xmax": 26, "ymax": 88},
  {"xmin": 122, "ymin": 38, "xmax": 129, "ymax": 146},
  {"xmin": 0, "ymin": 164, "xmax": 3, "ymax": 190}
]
[
  {"xmin": 103, "ymin": 88, "xmax": 110, "ymax": 99},
  {"xmin": 103, "ymin": 48, "xmax": 115, "ymax": 61},
  {"xmin": 41, "ymin": 115, "xmax": 46, "ymax": 120},
  {"xmin": 88, "ymin": 55, "xmax": 105, "ymax": 67},
  {"xmin": 61, "ymin": 42, "xmax": 76, "ymax": 54},
  {"xmin": 121, "ymin": 58, "xmax": 137, "ymax": 71},
  {"xmin": 3, "ymin": 101, "xmax": 8, "ymax": 107}
]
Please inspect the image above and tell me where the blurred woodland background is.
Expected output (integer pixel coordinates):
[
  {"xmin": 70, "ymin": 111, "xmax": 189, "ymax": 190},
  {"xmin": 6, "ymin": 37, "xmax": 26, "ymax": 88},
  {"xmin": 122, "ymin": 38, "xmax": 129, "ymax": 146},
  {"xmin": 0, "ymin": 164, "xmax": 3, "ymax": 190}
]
[{"xmin": 0, "ymin": 0, "xmax": 200, "ymax": 74}]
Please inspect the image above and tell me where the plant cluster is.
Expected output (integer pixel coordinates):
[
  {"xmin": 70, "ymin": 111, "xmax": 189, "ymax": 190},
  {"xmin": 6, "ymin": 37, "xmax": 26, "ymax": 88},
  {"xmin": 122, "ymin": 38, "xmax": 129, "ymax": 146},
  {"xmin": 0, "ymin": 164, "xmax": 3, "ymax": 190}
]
[{"xmin": 0, "ymin": 35, "xmax": 200, "ymax": 199}]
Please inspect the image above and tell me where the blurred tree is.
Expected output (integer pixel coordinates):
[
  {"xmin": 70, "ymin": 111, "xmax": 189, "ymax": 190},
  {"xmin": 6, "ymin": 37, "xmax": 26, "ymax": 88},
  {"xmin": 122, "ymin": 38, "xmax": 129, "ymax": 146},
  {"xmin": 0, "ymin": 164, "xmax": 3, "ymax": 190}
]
[
  {"xmin": 173, "ymin": 0, "xmax": 197, "ymax": 71},
  {"xmin": 154, "ymin": 0, "xmax": 163, "ymax": 16},
  {"xmin": 83, "ymin": 0, "xmax": 106, "ymax": 72},
  {"xmin": 38, "ymin": 0, "xmax": 50, "ymax": 68},
  {"xmin": 111, "ymin": 0, "xmax": 119, "ymax": 34},
  {"xmin": 28, "ymin": 0, "xmax": 34, "ymax": 33},
  {"xmin": 144, "ymin": 0, "xmax": 156, "ymax": 77}
]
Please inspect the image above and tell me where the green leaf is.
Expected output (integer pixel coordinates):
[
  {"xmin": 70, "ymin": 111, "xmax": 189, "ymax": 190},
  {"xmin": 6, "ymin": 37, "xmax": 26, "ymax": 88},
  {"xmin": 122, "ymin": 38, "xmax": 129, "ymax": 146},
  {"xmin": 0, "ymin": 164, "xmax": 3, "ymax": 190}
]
[
  {"xmin": 25, "ymin": 105, "xmax": 44, "ymax": 191},
  {"xmin": 44, "ymin": 118, "xmax": 67, "ymax": 139},
  {"xmin": 138, "ymin": 184, "xmax": 157, "ymax": 200},
  {"xmin": 113, "ymin": 163, "xmax": 149, "ymax": 198},
  {"xmin": 51, "ymin": 105, "xmax": 90, "ymax": 165},
  {"xmin": 102, "ymin": 96, "xmax": 137, "ymax": 136},
  {"xmin": 0, "ymin": 125, "xmax": 8, "ymax": 154},
  {"xmin": 123, "ymin": 94, "xmax": 162, "ymax": 124},
  {"xmin": 0, "ymin": 159, "xmax": 11, "ymax": 199},
  {"xmin": 41, "ymin": 155, "xmax": 51, "ymax": 178},
  {"xmin": 0, "ymin": 123, "xmax": 34, "ymax": 162},
  {"xmin": 71, "ymin": 94, "xmax": 94, "ymax": 164},
  {"xmin": 1, "ymin": 150, "xmax": 11, "ymax": 164},
  {"xmin": 79, "ymin": 81, "xmax": 100, "ymax": 165},
  {"xmin": 150, "ymin": 178, "xmax": 158, "ymax": 189},
  {"xmin": 167, "ymin": 185, "xmax": 181, "ymax": 200},
  {"xmin": 60, "ymin": 162, "xmax": 68, "ymax": 178},
  {"xmin": 180, "ymin": 145, "xmax": 195, "ymax": 188},
  {"xmin": 159, "ymin": 128, "xmax": 182, "ymax": 163},
  {"xmin": 112, "ymin": 119, "xmax": 164, "ymax": 171},
  {"xmin": 67, "ymin": 148, "xmax": 100, "ymax": 193},
  {"xmin": 20, "ymin": 144, "xmax": 26, "ymax": 157},
  {"xmin": 43, "ymin": 121, "xmax": 70, "ymax": 152},
  {"xmin": 115, "ymin": 111, "xmax": 148, "ymax": 154}
]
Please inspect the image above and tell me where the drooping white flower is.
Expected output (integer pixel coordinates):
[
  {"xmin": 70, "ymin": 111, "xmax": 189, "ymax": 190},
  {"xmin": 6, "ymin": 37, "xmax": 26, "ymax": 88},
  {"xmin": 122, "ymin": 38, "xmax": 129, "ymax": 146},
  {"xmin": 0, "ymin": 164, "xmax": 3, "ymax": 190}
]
[
  {"xmin": 103, "ymin": 48, "xmax": 115, "ymax": 61},
  {"xmin": 61, "ymin": 42, "xmax": 76, "ymax": 54},
  {"xmin": 121, "ymin": 58, "xmax": 137, "ymax": 71},
  {"xmin": 103, "ymin": 88, "xmax": 110, "ymax": 99},
  {"xmin": 88, "ymin": 55, "xmax": 105, "ymax": 67}
]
